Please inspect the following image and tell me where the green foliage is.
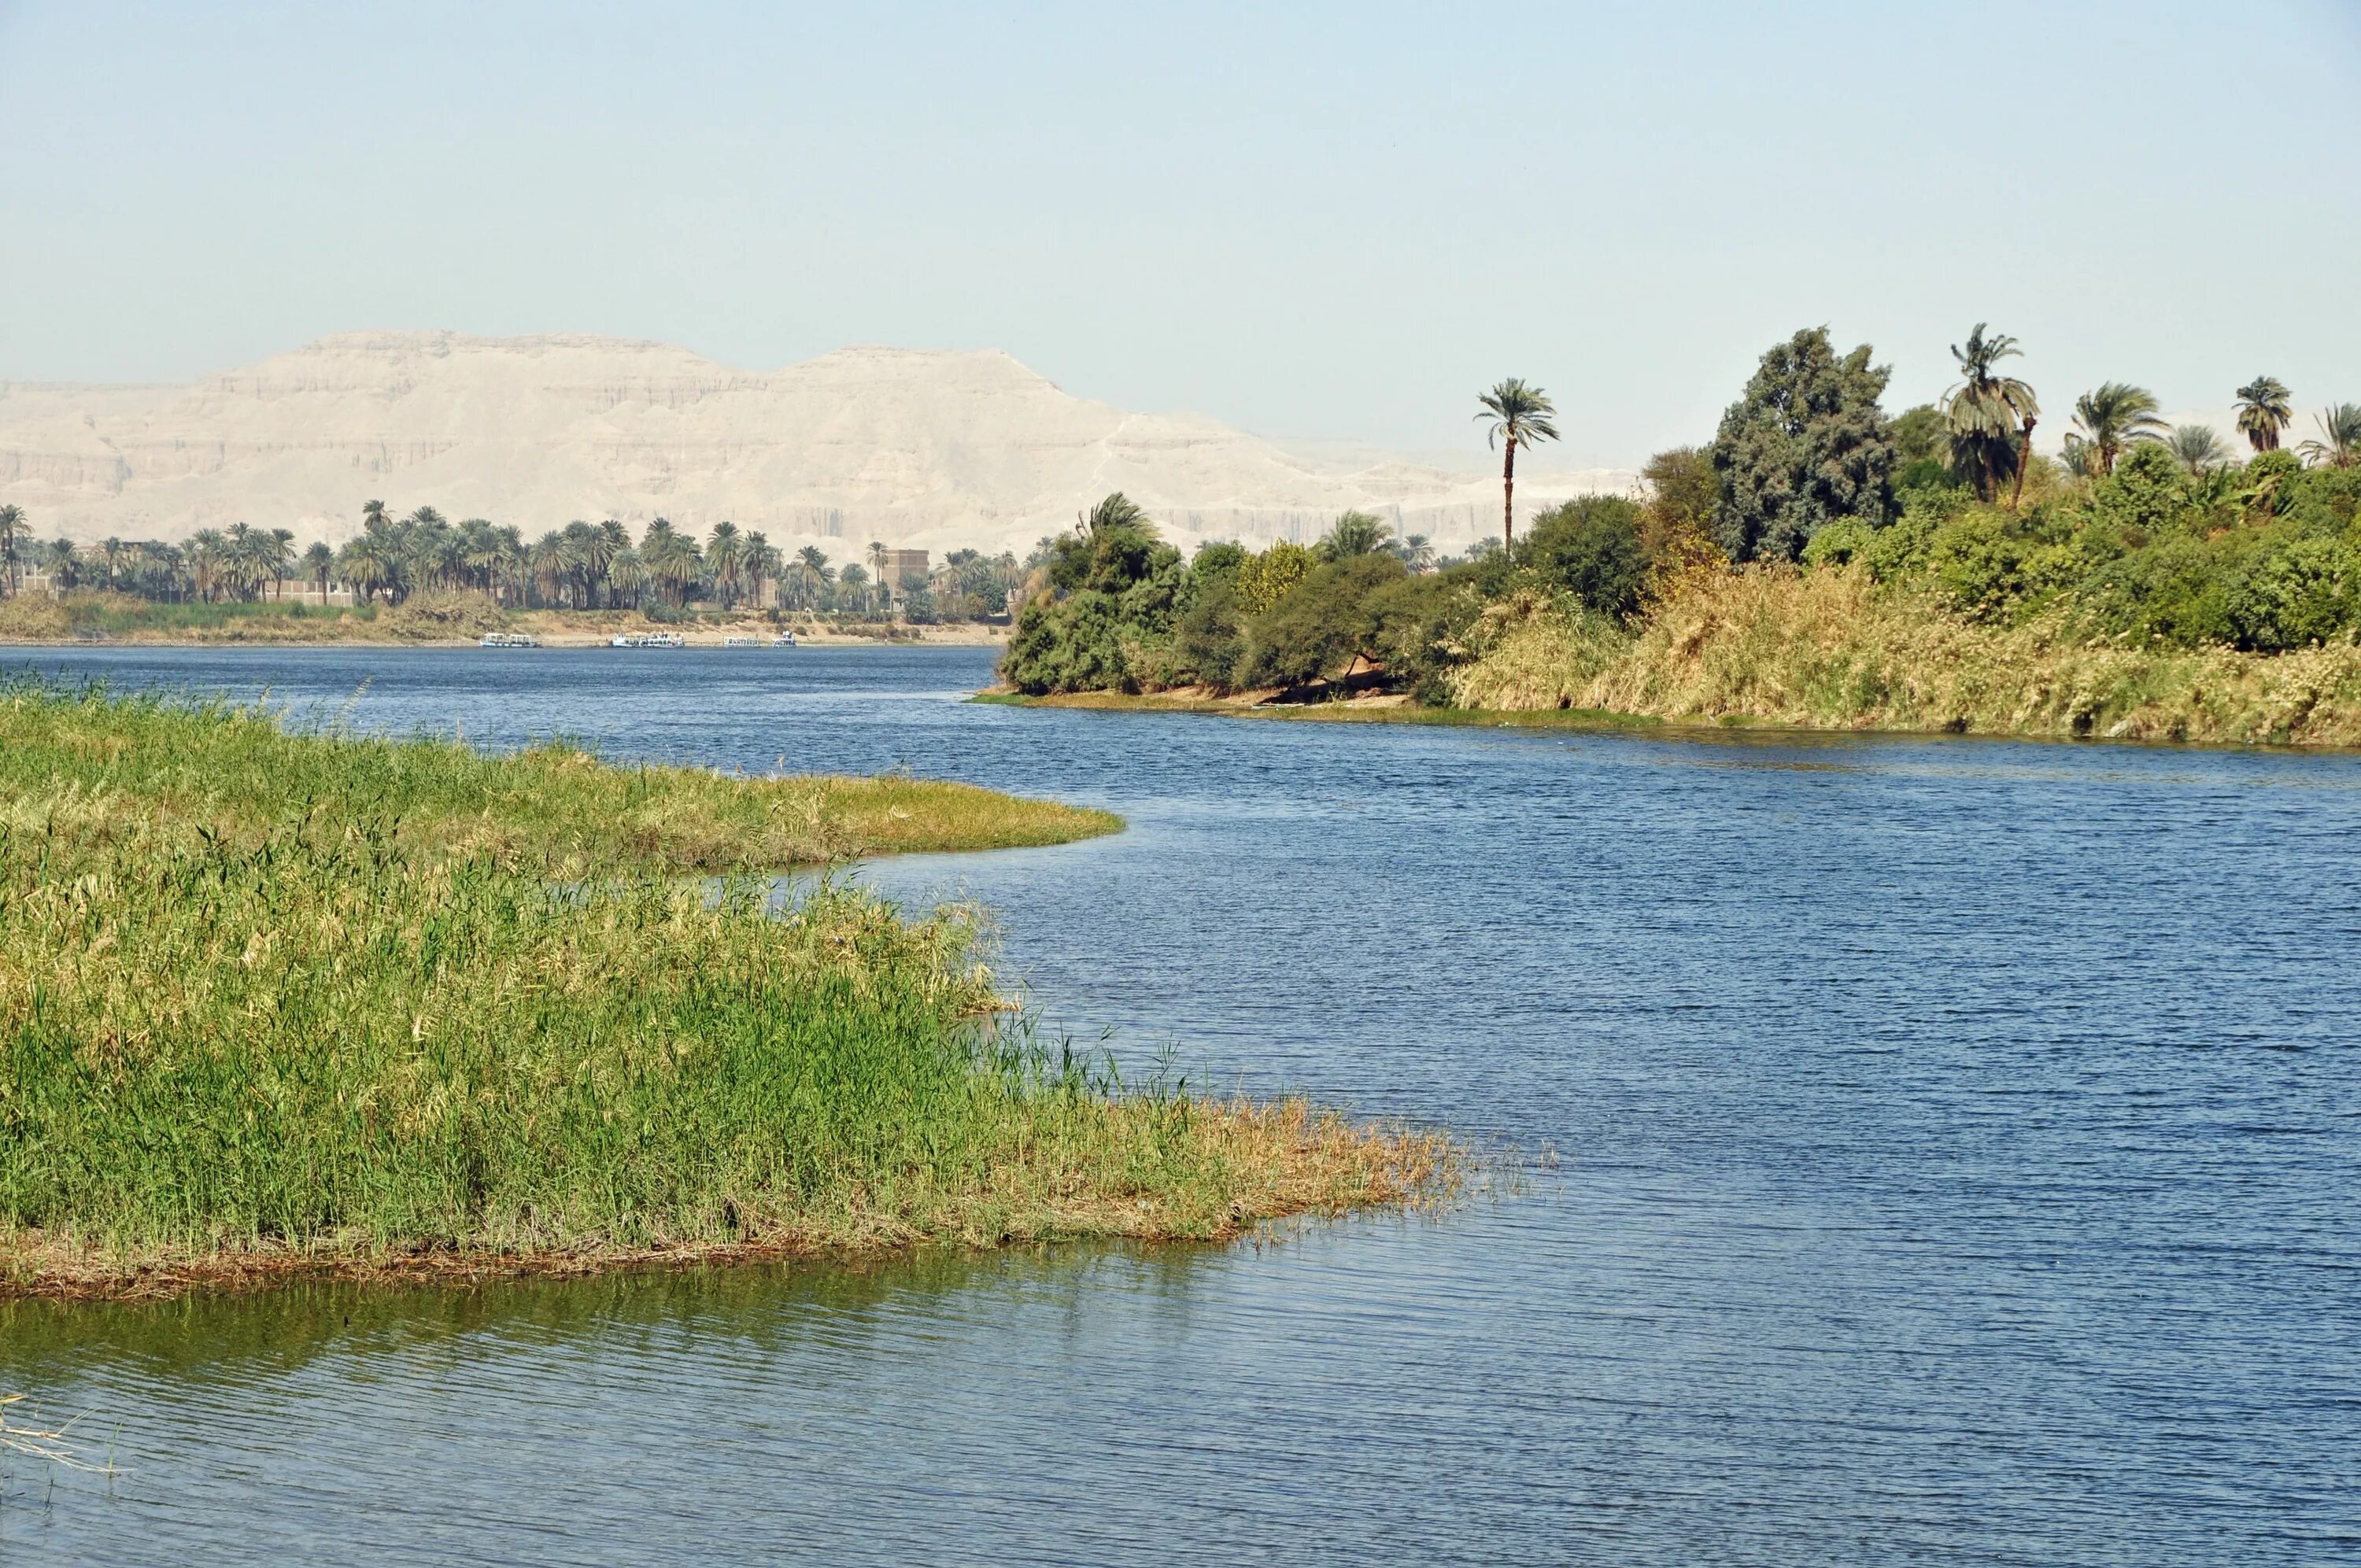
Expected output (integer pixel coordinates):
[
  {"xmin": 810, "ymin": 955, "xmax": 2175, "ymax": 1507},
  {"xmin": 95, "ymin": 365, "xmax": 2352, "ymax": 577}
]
[
  {"xmin": 1317, "ymin": 511, "xmax": 1395, "ymax": 560},
  {"xmin": 1802, "ymin": 441, "xmax": 2361, "ymax": 653},
  {"xmin": 1236, "ymin": 540, "xmax": 1314, "ymax": 614},
  {"xmin": 1520, "ymin": 496, "xmax": 1649, "ymax": 618},
  {"xmin": 1942, "ymin": 323, "xmax": 2039, "ymax": 503},
  {"xmin": 1641, "ymin": 446, "xmax": 1716, "ymax": 539},
  {"xmin": 1, "ymin": 687, "xmax": 1443, "ymax": 1276},
  {"xmin": 1711, "ymin": 327, "xmax": 1898, "ymax": 563}
]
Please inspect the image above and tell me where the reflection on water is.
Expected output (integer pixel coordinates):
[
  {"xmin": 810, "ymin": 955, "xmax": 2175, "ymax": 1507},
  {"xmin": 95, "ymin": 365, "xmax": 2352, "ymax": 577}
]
[{"xmin": 5, "ymin": 645, "xmax": 2359, "ymax": 1566}]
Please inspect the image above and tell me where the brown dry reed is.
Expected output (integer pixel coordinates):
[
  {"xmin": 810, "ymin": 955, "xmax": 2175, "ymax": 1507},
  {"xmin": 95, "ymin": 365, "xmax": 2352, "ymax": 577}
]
[{"xmin": 1452, "ymin": 566, "xmax": 2361, "ymax": 746}]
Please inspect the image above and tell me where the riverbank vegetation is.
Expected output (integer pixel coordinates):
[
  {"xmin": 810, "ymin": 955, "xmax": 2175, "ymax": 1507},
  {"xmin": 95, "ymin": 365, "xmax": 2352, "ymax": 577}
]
[
  {"xmin": 999, "ymin": 335, "xmax": 2361, "ymax": 746},
  {"xmin": 0, "ymin": 684, "xmax": 1449, "ymax": 1299},
  {"xmin": 0, "ymin": 504, "xmax": 1025, "ymax": 628}
]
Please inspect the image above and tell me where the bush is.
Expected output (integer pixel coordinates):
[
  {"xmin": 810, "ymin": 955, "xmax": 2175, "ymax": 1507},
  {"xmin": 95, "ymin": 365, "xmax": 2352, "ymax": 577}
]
[{"xmin": 1521, "ymin": 496, "xmax": 1648, "ymax": 618}]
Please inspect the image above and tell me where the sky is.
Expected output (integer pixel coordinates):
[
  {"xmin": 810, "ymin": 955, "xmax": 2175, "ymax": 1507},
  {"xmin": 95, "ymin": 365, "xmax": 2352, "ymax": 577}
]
[{"xmin": 2, "ymin": 0, "xmax": 2356, "ymax": 468}]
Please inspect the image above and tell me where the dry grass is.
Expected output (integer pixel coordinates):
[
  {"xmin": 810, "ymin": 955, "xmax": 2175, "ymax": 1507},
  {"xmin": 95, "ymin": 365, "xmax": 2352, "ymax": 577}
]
[{"xmin": 1453, "ymin": 567, "xmax": 2361, "ymax": 747}]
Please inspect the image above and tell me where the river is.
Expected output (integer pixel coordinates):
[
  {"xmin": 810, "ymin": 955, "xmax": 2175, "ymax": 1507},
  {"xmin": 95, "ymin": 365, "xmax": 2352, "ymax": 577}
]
[{"xmin": 3, "ymin": 644, "xmax": 2355, "ymax": 1565}]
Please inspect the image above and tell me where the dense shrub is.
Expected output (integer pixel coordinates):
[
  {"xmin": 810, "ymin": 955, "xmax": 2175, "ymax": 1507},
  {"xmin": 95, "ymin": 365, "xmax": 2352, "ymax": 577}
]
[{"xmin": 1520, "ymin": 496, "xmax": 1649, "ymax": 618}]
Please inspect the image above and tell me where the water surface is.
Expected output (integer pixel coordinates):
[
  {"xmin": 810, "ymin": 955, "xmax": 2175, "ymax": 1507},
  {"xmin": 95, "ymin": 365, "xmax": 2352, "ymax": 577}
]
[{"xmin": 4, "ymin": 645, "xmax": 2356, "ymax": 1564}]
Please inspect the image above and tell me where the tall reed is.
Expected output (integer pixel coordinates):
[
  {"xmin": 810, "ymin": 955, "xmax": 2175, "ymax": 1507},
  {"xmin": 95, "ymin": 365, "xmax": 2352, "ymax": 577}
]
[{"xmin": 0, "ymin": 683, "xmax": 1446, "ymax": 1294}]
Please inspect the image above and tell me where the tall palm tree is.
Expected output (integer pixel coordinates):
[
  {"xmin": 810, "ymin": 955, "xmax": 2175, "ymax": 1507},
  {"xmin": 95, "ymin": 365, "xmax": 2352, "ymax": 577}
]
[
  {"xmin": 707, "ymin": 522, "xmax": 745, "ymax": 608},
  {"xmin": 0, "ymin": 504, "xmax": 23, "ymax": 596},
  {"xmin": 188, "ymin": 529, "xmax": 229, "ymax": 602},
  {"xmin": 608, "ymin": 548, "xmax": 649, "ymax": 610},
  {"xmin": 2299, "ymin": 404, "xmax": 2361, "ymax": 470},
  {"xmin": 39, "ymin": 538, "xmax": 79, "ymax": 591},
  {"xmin": 2168, "ymin": 424, "xmax": 2231, "ymax": 475},
  {"xmin": 744, "ymin": 530, "xmax": 781, "ymax": 610},
  {"xmin": 1475, "ymin": 379, "xmax": 1561, "ymax": 555},
  {"xmin": 639, "ymin": 518, "xmax": 704, "ymax": 606},
  {"xmin": 2234, "ymin": 376, "xmax": 2294, "ymax": 454},
  {"xmin": 1942, "ymin": 324, "xmax": 2040, "ymax": 503},
  {"xmin": 794, "ymin": 545, "xmax": 833, "ymax": 611},
  {"xmin": 262, "ymin": 528, "xmax": 296, "ymax": 603},
  {"xmin": 336, "ymin": 533, "xmax": 394, "ymax": 606},
  {"xmin": 2069, "ymin": 382, "xmax": 2168, "ymax": 476},
  {"xmin": 531, "ymin": 530, "xmax": 578, "ymax": 608},
  {"xmin": 98, "ymin": 537, "xmax": 126, "ymax": 592},
  {"xmin": 302, "ymin": 540, "xmax": 335, "ymax": 604}
]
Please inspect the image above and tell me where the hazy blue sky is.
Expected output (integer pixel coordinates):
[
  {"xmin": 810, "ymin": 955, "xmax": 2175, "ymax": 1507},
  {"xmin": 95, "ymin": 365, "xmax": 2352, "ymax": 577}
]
[{"xmin": 3, "ymin": 1, "xmax": 2355, "ymax": 466}]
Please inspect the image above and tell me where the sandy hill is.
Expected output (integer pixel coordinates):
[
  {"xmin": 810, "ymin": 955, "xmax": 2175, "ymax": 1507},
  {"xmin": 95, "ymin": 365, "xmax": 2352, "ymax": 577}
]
[{"xmin": 0, "ymin": 332, "xmax": 1631, "ymax": 557}]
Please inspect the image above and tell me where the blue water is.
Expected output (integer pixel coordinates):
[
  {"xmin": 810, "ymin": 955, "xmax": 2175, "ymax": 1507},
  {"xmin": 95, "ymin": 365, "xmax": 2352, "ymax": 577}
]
[{"xmin": 4, "ymin": 644, "xmax": 2357, "ymax": 1565}]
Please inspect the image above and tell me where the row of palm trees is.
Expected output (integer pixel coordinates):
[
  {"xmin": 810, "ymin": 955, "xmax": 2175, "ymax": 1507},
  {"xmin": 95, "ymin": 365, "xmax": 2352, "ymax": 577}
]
[
  {"xmin": 0, "ymin": 503, "xmax": 937, "ymax": 615},
  {"xmin": 1943, "ymin": 327, "xmax": 2357, "ymax": 497}
]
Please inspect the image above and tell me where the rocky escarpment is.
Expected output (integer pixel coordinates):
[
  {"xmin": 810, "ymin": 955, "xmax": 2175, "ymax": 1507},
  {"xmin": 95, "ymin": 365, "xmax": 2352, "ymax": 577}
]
[{"xmin": 0, "ymin": 333, "xmax": 1631, "ymax": 555}]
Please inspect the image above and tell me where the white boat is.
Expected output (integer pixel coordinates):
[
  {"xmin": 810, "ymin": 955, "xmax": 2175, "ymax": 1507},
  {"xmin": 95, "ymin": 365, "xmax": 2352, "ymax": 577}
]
[
  {"xmin": 479, "ymin": 632, "xmax": 539, "ymax": 648},
  {"xmin": 610, "ymin": 632, "xmax": 685, "ymax": 649},
  {"xmin": 724, "ymin": 636, "xmax": 761, "ymax": 647},
  {"xmin": 770, "ymin": 632, "xmax": 798, "ymax": 647}
]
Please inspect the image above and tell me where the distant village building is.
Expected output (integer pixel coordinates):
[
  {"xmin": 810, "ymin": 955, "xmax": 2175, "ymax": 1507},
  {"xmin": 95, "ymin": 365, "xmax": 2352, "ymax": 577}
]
[{"xmin": 879, "ymin": 548, "xmax": 929, "ymax": 601}]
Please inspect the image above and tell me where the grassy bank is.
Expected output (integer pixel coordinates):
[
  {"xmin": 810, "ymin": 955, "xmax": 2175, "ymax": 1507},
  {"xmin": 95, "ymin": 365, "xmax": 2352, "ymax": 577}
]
[
  {"xmin": 0, "ymin": 684, "xmax": 1448, "ymax": 1299},
  {"xmin": 1451, "ymin": 569, "xmax": 2361, "ymax": 747}
]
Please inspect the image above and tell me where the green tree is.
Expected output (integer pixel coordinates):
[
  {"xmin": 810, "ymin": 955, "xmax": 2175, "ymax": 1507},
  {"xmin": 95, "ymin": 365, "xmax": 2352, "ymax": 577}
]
[
  {"xmin": 639, "ymin": 518, "xmax": 704, "ymax": 606},
  {"xmin": 1521, "ymin": 496, "xmax": 1649, "ymax": 618},
  {"xmin": 744, "ymin": 531, "xmax": 782, "ymax": 611},
  {"xmin": 0, "ymin": 504, "xmax": 23, "ymax": 596},
  {"xmin": 2299, "ymin": 404, "xmax": 2361, "ymax": 470},
  {"xmin": 1475, "ymin": 379, "xmax": 1561, "ymax": 557},
  {"xmin": 1942, "ymin": 324, "xmax": 2039, "ymax": 503},
  {"xmin": 2169, "ymin": 425, "xmax": 2231, "ymax": 475},
  {"xmin": 2069, "ymin": 382, "xmax": 2168, "ymax": 476},
  {"xmin": 1711, "ymin": 327, "xmax": 1897, "ymax": 563},
  {"xmin": 2235, "ymin": 375, "xmax": 2294, "ymax": 454},
  {"xmin": 707, "ymin": 522, "xmax": 745, "ymax": 608},
  {"xmin": 301, "ymin": 540, "xmax": 335, "ymax": 603},
  {"xmin": 1317, "ymin": 510, "xmax": 1393, "ymax": 559}
]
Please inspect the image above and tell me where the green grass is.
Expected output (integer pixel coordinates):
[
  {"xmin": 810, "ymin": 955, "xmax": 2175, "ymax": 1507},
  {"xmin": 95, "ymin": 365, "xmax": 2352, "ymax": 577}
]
[{"xmin": 0, "ymin": 682, "xmax": 1446, "ymax": 1297}]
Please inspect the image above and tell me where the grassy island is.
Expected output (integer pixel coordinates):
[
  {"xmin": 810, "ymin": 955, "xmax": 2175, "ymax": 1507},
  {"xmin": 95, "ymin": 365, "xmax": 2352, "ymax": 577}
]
[{"xmin": 0, "ymin": 684, "xmax": 1450, "ymax": 1300}]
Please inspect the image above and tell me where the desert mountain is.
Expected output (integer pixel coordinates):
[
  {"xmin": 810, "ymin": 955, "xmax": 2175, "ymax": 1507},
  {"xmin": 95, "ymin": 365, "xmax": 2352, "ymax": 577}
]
[{"xmin": 0, "ymin": 332, "xmax": 1632, "ymax": 557}]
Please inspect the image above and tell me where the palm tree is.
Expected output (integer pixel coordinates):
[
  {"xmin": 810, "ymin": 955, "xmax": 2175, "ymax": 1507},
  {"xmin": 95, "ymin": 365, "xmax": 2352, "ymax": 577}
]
[
  {"xmin": 608, "ymin": 548, "xmax": 649, "ymax": 610},
  {"xmin": 744, "ymin": 530, "xmax": 781, "ymax": 610},
  {"xmin": 188, "ymin": 529, "xmax": 229, "ymax": 601},
  {"xmin": 2168, "ymin": 425, "xmax": 2231, "ymax": 476},
  {"xmin": 1475, "ymin": 379, "xmax": 1561, "ymax": 555},
  {"xmin": 639, "ymin": 518, "xmax": 704, "ymax": 606},
  {"xmin": 0, "ymin": 504, "xmax": 24, "ymax": 596},
  {"xmin": 302, "ymin": 540, "xmax": 335, "ymax": 604},
  {"xmin": 262, "ymin": 528, "xmax": 296, "ymax": 602},
  {"xmin": 459, "ymin": 519, "xmax": 507, "ymax": 600},
  {"xmin": 2299, "ymin": 404, "xmax": 2361, "ymax": 470},
  {"xmin": 1319, "ymin": 510, "xmax": 1394, "ymax": 559},
  {"xmin": 2069, "ymin": 382, "xmax": 2168, "ymax": 476},
  {"xmin": 39, "ymin": 538, "xmax": 79, "ymax": 591},
  {"xmin": 595, "ymin": 520, "xmax": 629, "ymax": 606},
  {"xmin": 530, "ymin": 530, "xmax": 577, "ymax": 608},
  {"xmin": 98, "ymin": 537, "xmax": 126, "ymax": 592},
  {"xmin": 707, "ymin": 522, "xmax": 745, "ymax": 608},
  {"xmin": 1942, "ymin": 325, "xmax": 2040, "ymax": 504},
  {"xmin": 793, "ymin": 545, "xmax": 833, "ymax": 611},
  {"xmin": 559, "ymin": 520, "xmax": 607, "ymax": 607},
  {"xmin": 2234, "ymin": 376, "xmax": 2294, "ymax": 454}
]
